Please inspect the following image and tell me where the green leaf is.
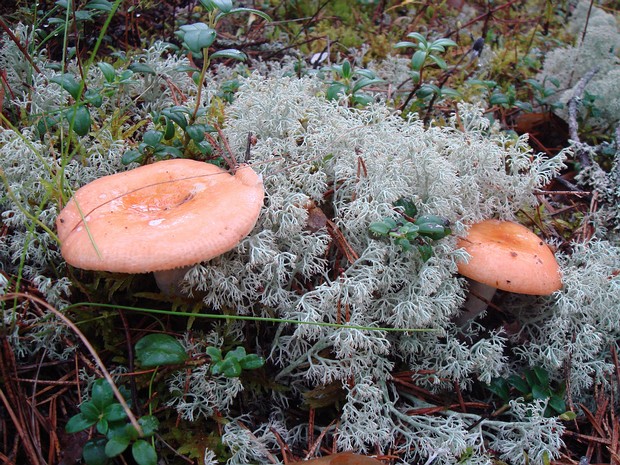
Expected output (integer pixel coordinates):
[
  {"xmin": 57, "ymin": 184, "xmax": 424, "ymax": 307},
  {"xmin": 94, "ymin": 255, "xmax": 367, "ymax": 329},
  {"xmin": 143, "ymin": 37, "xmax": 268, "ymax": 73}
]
[
  {"xmin": 177, "ymin": 23, "xmax": 216, "ymax": 56},
  {"xmin": 326, "ymin": 82, "xmax": 348, "ymax": 101},
  {"xmin": 105, "ymin": 435, "xmax": 130, "ymax": 457},
  {"xmin": 103, "ymin": 403, "xmax": 128, "ymax": 423},
  {"xmin": 411, "ymin": 50, "xmax": 427, "ymax": 71},
  {"xmin": 417, "ymin": 223, "xmax": 449, "ymax": 240},
  {"xmin": 161, "ymin": 107, "xmax": 188, "ymax": 129},
  {"xmin": 64, "ymin": 105, "xmax": 91, "ymax": 136},
  {"xmin": 197, "ymin": 141, "xmax": 213, "ymax": 155},
  {"xmin": 85, "ymin": 0, "xmax": 113, "ymax": 11},
  {"xmin": 548, "ymin": 395, "xmax": 566, "ymax": 414},
  {"xmin": 132, "ymin": 440, "xmax": 158, "ymax": 465},
  {"xmin": 406, "ymin": 32, "xmax": 427, "ymax": 45},
  {"xmin": 430, "ymin": 38, "xmax": 457, "ymax": 49},
  {"xmin": 121, "ymin": 150, "xmax": 143, "ymax": 165},
  {"xmin": 225, "ymin": 346, "xmax": 247, "ymax": 360},
  {"xmin": 210, "ymin": 49, "xmax": 247, "ymax": 61},
  {"xmin": 135, "ymin": 334, "xmax": 188, "ymax": 368},
  {"xmin": 142, "ymin": 130, "xmax": 163, "ymax": 147},
  {"xmin": 91, "ymin": 379, "xmax": 114, "ymax": 410},
  {"xmin": 185, "ymin": 124, "xmax": 205, "ymax": 143},
  {"xmin": 393, "ymin": 40, "xmax": 416, "ymax": 49},
  {"xmin": 80, "ymin": 400, "xmax": 102, "ymax": 422},
  {"xmin": 217, "ymin": 7, "xmax": 272, "ymax": 22},
  {"xmin": 214, "ymin": 358, "xmax": 242, "ymax": 378},
  {"xmin": 199, "ymin": 0, "xmax": 232, "ymax": 12},
  {"xmin": 153, "ymin": 146, "xmax": 183, "ymax": 159},
  {"xmin": 98, "ymin": 62, "xmax": 116, "ymax": 82},
  {"xmin": 51, "ymin": 73, "xmax": 82, "ymax": 100},
  {"xmin": 394, "ymin": 198, "xmax": 417, "ymax": 218},
  {"xmin": 558, "ymin": 410, "xmax": 577, "ymax": 421},
  {"xmin": 428, "ymin": 53, "xmax": 448, "ymax": 70},
  {"xmin": 369, "ymin": 222, "xmax": 391, "ymax": 236},
  {"xmin": 82, "ymin": 438, "xmax": 108, "ymax": 465},
  {"xmin": 532, "ymin": 366, "xmax": 550, "ymax": 387},
  {"xmin": 129, "ymin": 62, "xmax": 156, "ymax": 75},
  {"xmin": 341, "ymin": 60, "xmax": 352, "ymax": 79},
  {"xmin": 351, "ymin": 77, "xmax": 383, "ymax": 94},
  {"xmin": 487, "ymin": 378, "xmax": 510, "ymax": 401},
  {"xmin": 96, "ymin": 418, "xmax": 109, "ymax": 435},
  {"xmin": 417, "ymin": 243, "xmax": 433, "ymax": 261},
  {"xmin": 206, "ymin": 346, "xmax": 223, "ymax": 362},
  {"xmin": 138, "ymin": 415, "xmax": 159, "ymax": 437},
  {"xmin": 508, "ymin": 375, "xmax": 530, "ymax": 394},
  {"xmin": 65, "ymin": 413, "xmax": 97, "ymax": 433},
  {"xmin": 239, "ymin": 354, "xmax": 265, "ymax": 370}
]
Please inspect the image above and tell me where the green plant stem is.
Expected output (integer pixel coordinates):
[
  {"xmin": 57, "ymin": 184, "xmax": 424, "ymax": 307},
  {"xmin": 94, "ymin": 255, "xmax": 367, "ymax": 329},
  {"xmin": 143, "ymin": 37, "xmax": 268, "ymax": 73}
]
[
  {"xmin": 67, "ymin": 302, "xmax": 433, "ymax": 333},
  {"xmin": 190, "ymin": 50, "xmax": 211, "ymax": 124}
]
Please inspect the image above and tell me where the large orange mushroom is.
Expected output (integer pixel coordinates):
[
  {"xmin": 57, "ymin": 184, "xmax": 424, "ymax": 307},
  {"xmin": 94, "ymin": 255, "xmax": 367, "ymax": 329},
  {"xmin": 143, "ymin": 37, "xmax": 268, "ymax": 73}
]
[
  {"xmin": 56, "ymin": 159, "xmax": 264, "ymax": 294},
  {"xmin": 456, "ymin": 219, "xmax": 562, "ymax": 322}
]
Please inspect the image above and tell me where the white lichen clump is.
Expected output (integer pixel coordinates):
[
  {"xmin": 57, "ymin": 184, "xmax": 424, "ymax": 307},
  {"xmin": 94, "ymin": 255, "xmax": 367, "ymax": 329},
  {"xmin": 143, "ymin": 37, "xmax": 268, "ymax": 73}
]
[{"xmin": 176, "ymin": 74, "xmax": 567, "ymax": 464}]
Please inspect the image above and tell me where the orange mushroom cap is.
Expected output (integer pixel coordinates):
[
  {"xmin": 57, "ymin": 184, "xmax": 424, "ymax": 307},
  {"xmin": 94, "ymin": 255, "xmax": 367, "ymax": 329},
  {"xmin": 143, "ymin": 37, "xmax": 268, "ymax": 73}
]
[
  {"xmin": 56, "ymin": 159, "xmax": 264, "ymax": 273},
  {"xmin": 456, "ymin": 219, "xmax": 562, "ymax": 295}
]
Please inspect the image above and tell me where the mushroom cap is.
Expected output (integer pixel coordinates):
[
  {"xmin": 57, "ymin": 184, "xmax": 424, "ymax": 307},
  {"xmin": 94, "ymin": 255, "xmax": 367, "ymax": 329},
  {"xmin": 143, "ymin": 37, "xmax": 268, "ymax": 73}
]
[
  {"xmin": 456, "ymin": 219, "xmax": 562, "ymax": 295},
  {"xmin": 56, "ymin": 159, "xmax": 264, "ymax": 273}
]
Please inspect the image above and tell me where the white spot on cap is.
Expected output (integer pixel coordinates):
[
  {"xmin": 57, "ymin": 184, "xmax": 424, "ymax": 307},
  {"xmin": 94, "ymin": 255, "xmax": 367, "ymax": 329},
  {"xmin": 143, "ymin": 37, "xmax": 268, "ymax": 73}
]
[{"xmin": 149, "ymin": 218, "xmax": 165, "ymax": 226}]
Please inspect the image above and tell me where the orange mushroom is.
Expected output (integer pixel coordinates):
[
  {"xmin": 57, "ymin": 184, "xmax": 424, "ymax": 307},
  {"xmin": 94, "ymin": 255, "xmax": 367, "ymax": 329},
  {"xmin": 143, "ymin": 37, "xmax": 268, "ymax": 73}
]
[
  {"xmin": 456, "ymin": 219, "xmax": 562, "ymax": 322},
  {"xmin": 288, "ymin": 453, "xmax": 383, "ymax": 465},
  {"xmin": 56, "ymin": 159, "xmax": 264, "ymax": 294}
]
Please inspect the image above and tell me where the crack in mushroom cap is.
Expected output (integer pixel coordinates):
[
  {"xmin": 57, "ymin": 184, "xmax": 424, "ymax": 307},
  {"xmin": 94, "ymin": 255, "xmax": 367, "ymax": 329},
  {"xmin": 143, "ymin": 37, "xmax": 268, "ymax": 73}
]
[
  {"xmin": 456, "ymin": 219, "xmax": 562, "ymax": 295},
  {"xmin": 56, "ymin": 159, "xmax": 264, "ymax": 274}
]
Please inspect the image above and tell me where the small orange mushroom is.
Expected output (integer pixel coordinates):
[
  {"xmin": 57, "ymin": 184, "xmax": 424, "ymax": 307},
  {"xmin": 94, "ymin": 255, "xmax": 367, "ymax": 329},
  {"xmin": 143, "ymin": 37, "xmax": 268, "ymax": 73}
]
[
  {"xmin": 456, "ymin": 219, "xmax": 562, "ymax": 322},
  {"xmin": 56, "ymin": 159, "xmax": 264, "ymax": 294},
  {"xmin": 288, "ymin": 453, "xmax": 383, "ymax": 465}
]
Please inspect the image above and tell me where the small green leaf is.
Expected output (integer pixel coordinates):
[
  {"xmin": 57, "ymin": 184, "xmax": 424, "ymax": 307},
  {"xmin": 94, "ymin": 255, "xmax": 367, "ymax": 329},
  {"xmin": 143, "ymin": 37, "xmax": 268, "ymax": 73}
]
[
  {"xmin": 51, "ymin": 73, "xmax": 82, "ymax": 100},
  {"xmin": 558, "ymin": 410, "xmax": 577, "ymax": 421},
  {"xmin": 199, "ymin": 0, "xmax": 232, "ymax": 12},
  {"xmin": 393, "ymin": 40, "xmax": 416, "ymax": 49},
  {"xmin": 428, "ymin": 53, "xmax": 448, "ymax": 70},
  {"xmin": 508, "ymin": 375, "xmax": 530, "ymax": 394},
  {"xmin": 85, "ymin": 0, "xmax": 113, "ymax": 11},
  {"xmin": 177, "ymin": 23, "xmax": 216, "ymax": 56},
  {"xmin": 129, "ymin": 62, "xmax": 156, "ymax": 75},
  {"xmin": 122, "ymin": 150, "xmax": 143, "ymax": 165},
  {"xmin": 341, "ymin": 60, "xmax": 352, "ymax": 79},
  {"xmin": 153, "ymin": 146, "xmax": 183, "ymax": 159},
  {"xmin": 369, "ymin": 222, "xmax": 391, "ymax": 236},
  {"xmin": 185, "ymin": 124, "xmax": 205, "ymax": 143},
  {"xmin": 80, "ymin": 400, "xmax": 102, "ymax": 422},
  {"xmin": 326, "ymin": 82, "xmax": 348, "ymax": 101},
  {"xmin": 394, "ymin": 198, "xmax": 417, "ymax": 218},
  {"xmin": 206, "ymin": 346, "xmax": 223, "ymax": 362},
  {"xmin": 65, "ymin": 105, "xmax": 91, "ymax": 136},
  {"xmin": 239, "ymin": 354, "xmax": 265, "ymax": 370},
  {"xmin": 210, "ymin": 49, "xmax": 247, "ymax": 61},
  {"xmin": 215, "ymin": 358, "xmax": 242, "ymax": 378},
  {"xmin": 411, "ymin": 50, "xmax": 427, "ymax": 71},
  {"xmin": 417, "ymin": 223, "xmax": 449, "ymax": 240},
  {"xmin": 98, "ymin": 62, "xmax": 116, "ymax": 82},
  {"xmin": 103, "ymin": 403, "xmax": 128, "ymax": 423},
  {"xmin": 82, "ymin": 438, "xmax": 108, "ymax": 465},
  {"xmin": 65, "ymin": 413, "xmax": 97, "ymax": 433},
  {"xmin": 132, "ymin": 440, "xmax": 158, "ymax": 465},
  {"xmin": 417, "ymin": 243, "xmax": 433, "ymax": 261},
  {"xmin": 91, "ymin": 379, "xmax": 114, "ymax": 409},
  {"xmin": 406, "ymin": 32, "xmax": 427, "ymax": 45},
  {"xmin": 143, "ymin": 130, "xmax": 163, "ymax": 147},
  {"xmin": 138, "ymin": 415, "xmax": 159, "ymax": 437},
  {"xmin": 105, "ymin": 435, "xmax": 130, "ymax": 457},
  {"xmin": 96, "ymin": 418, "xmax": 109, "ymax": 435},
  {"xmin": 135, "ymin": 334, "xmax": 188, "ymax": 368}
]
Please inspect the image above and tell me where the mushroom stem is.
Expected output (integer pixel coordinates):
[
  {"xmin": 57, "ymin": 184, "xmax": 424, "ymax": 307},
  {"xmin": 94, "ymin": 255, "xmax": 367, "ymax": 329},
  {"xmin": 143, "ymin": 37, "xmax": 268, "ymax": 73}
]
[
  {"xmin": 456, "ymin": 278, "xmax": 497, "ymax": 325},
  {"xmin": 153, "ymin": 267, "xmax": 192, "ymax": 296}
]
